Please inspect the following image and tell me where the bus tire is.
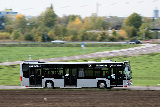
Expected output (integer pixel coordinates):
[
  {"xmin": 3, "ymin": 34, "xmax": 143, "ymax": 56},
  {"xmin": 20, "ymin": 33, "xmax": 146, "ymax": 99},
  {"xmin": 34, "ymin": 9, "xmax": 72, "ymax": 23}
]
[
  {"xmin": 45, "ymin": 80, "xmax": 54, "ymax": 89},
  {"xmin": 97, "ymin": 81, "xmax": 106, "ymax": 89}
]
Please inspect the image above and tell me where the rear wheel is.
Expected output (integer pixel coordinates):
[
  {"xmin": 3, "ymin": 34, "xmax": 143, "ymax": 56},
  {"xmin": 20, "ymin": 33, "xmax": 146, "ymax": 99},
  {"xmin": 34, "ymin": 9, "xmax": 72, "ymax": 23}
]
[{"xmin": 45, "ymin": 81, "xmax": 54, "ymax": 89}]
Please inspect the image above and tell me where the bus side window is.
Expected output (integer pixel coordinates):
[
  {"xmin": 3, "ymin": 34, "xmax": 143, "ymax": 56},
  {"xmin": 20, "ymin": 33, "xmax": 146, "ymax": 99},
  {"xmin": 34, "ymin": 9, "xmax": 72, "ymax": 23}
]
[{"xmin": 44, "ymin": 71, "xmax": 48, "ymax": 78}]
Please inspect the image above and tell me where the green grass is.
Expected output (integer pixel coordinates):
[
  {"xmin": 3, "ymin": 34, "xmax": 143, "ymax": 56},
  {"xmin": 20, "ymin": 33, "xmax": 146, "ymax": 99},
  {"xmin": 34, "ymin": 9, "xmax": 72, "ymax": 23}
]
[
  {"xmin": 0, "ymin": 53, "xmax": 159, "ymax": 86},
  {"xmin": 69, "ymin": 53, "xmax": 160, "ymax": 86},
  {"xmin": 0, "ymin": 44, "xmax": 138, "ymax": 62},
  {"xmin": 0, "ymin": 65, "xmax": 20, "ymax": 85}
]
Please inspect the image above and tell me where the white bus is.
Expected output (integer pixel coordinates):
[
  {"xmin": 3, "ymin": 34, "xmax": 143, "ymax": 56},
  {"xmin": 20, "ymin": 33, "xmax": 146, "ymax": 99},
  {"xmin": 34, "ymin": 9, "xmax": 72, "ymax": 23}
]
[{"xmin": 20, "ymin": 60, "xmax": 132, "ymax": 88}]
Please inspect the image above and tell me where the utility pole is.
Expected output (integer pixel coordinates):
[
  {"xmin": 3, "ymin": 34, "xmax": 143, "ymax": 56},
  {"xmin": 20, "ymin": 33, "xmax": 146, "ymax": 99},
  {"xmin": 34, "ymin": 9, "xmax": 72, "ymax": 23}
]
[
  {"xmin": 44, "ymin": 32, "xmax": 47, "ymax": 42},
  {"xmin": 96, "ymin": 2, "xmax": 100, "ymax": 16},
  {"xmin": 143, "ymin": 27, "xmax": 148, "ymax": 41}
]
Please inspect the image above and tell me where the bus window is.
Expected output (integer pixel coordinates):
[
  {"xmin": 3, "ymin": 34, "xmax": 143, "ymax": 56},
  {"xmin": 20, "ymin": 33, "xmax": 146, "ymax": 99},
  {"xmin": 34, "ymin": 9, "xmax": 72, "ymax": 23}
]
[
  {"xmin": 85, "ymin": 68, "xmax": 93, "ymax": 78},
  {"xmin": 23, "ymin": 71, "xmax": 29, "ymax": 78},
  {"xmin": 117, "ymin": 68, "xmax": 123, "ymax": 80},
  {"xmin": 78, "ymin": 69, "xmax": 84, "ymax": 78},
  {"xmin": 59, "ymin": 69, "xmax": 63, "ymax": 76},
  {"xmin": 22, "ymin": 64, "xmax": 29, "ymax": 78},
  {"xmin": 95, "ymin": 69, "xmax": 103, "ymax": 78}
]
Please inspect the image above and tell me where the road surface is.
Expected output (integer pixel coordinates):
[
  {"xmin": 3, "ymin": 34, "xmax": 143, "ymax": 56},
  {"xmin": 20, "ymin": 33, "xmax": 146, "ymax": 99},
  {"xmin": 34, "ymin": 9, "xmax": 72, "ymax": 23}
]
[{"xmin": 0, "ymin": 85, "xmax": 160, "ymax": 90}]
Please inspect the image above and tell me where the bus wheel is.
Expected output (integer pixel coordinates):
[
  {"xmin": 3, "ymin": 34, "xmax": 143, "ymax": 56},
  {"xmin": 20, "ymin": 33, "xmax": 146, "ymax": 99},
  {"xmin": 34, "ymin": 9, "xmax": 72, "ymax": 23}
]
[
  {"xmin": 98, "ymin": 82, "xmax": 106, "ymax": 89},
  {"xmin": 45, "ymin": 81, "xmax": 54, "ymax": 89}
]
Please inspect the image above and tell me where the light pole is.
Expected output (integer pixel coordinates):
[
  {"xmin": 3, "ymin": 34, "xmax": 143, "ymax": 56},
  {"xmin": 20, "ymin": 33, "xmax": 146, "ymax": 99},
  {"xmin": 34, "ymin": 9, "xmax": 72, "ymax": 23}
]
[
  {"xmin": 29, "ymin": 55, "xmax": 31, "ymax": 60},
  {"xmin": 44, "ymin": 32, "xmax": 47, "ymax": 42},
  {"xmin": 158, "ymin": 31, "xmax": 160, "ymax": 43},
  {"xmin": 143, "ymin": 27, "xmax": 148, "ymax": 41}
]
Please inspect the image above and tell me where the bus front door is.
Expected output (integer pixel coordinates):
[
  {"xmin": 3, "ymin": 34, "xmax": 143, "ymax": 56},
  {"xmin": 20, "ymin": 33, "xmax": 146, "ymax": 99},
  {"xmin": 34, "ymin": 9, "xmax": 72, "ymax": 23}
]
[
  {"xmin": 64, "ymin": 68, "xmax": 77, "ymax": 87},
  {"xmin": 29, "ymin": 68, "xmax": 42, "ymax": 87},
  {"xmin": 110, "ymin": 67, "xmax": 123, "ymax": 87}
]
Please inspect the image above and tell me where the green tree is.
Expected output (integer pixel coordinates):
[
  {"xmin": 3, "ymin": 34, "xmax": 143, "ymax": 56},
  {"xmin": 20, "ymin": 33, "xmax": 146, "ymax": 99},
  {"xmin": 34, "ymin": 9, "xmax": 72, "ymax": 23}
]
[
  {"xmin": 96, "ymin": 17, "xmax": 103, "ymax": 30},
  {"xmin": 123, "ymin": 13, "xmax": 142, "ymax": 38},
  {"xmin": 41, "ymin": 7, "xmax": 57, "ymax": 28},
  {"xmin": 124, "ymin": 13, "xmax": 142, "ymax": 29},
  {"xmin": 4, "ymin": 15, "xmax": 14, "ymax": 33},
  {"xmin": 69, "ymin": 15, "xmax": 77, "ymax": 23},
  {"xmin": 89, "ymin": 13, "xmax": 97, "ymax": 30},
  {"xmin": 54, "ymin": 24, "xmax": 68, "ymax": 40},
  {"xmin": 32, "ymin": 26, "xmax": 49, "ymax": 42},
  {"xmin": 97, "ymin": 32, "xmax": 107, "ymax": 41},
  {"xmin": 124, "ymin": 26, "xmax": 137, "ymax": 38},
  {"xmin": 67, "ymin": 17, "xmax": 83, "ymax": 37},
  {"xmin": 78, "ymin": 32, "xmax": 88, "ymax": 41},
  {"xmin": 15, "ymin": 14, "xmax": 27, "ymax": 34},
  {"xmin": 50, "ymin": 4, "xmax": 54, "ymax": 10},
  {"xmin": 24, "ymin": 32, "xmax": 34, "ymax": 41},
  {"xmin": 0, "ymin": 32, "xmax": 10, "ymax": 40},
  {"xmin": 112, "ymin": 30, "xmax": 117, "ymax": 36},
  {"xmin": 138, "ymin": 23, "xmax": 151, "ymax": 40},
  {"xmin": 105, "ymin": 16, "xmax": 124, "ymax": 29},
  {"xmin": 101, "ymin": 20, "xmax": 110, "ymax": 30},
  {"xmin": 119, "ymin": 30, "xmax": 128, "ymax": 39},
  {"xmin": 11, "ymin": 30, "xmax": 24, "ymax": 41},
  {"xmin": 27, "ymin": 17, "xmax": 39, "ymax": 30},
  {"xmin": 82, "ymin": 17, "xmax": 91, "ymax": 30}
]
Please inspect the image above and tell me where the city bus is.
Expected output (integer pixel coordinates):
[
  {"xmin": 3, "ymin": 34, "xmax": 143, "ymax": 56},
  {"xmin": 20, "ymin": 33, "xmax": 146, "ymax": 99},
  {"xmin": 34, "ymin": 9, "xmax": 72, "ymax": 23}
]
[{"xmin": 20, "ymin": 60, "xmax": 132, "ymax": 88}]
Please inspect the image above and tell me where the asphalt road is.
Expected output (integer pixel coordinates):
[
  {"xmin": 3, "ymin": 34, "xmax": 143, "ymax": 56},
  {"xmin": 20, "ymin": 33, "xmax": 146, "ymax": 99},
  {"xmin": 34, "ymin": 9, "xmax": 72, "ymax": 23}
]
[{"xmin": 0, "ymin": 85, "xmax": 160, "ymax": 90}]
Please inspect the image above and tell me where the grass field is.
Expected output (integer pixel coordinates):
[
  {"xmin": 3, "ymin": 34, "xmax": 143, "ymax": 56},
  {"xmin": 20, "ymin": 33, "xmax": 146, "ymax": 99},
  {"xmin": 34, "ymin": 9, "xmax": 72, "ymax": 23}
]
[
  {"xmin": 0, "ymin": 65, "xmax": 20, "ymax": 85},
  {"xmin": 0, "ymin": 44, "xmax": 138, "ymax": 62},
  {"xmin": 0, "ymin": 52, "xmax": 159, "ymax": 86}
]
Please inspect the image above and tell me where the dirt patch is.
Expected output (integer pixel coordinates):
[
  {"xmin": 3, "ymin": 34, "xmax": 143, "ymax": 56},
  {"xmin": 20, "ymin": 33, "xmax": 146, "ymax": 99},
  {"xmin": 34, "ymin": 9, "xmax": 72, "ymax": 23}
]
[{"xmin": 0, "ymin": 90, "xmax": 160, "ymax": 107}]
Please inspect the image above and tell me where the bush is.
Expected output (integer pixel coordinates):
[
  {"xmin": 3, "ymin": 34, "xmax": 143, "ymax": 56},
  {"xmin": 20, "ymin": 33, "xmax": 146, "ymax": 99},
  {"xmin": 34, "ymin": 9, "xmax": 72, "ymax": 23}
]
[
  {"xmin": 11, "ymin": 30, "xmax": 24, "ymax": 41},
  {"xmin": 118, "ymin": 36, "xmax": 125, "ymax": 41},
  {"xmin": 108, "ymin": 36, "xmax": 118, "ymax": 42},
  {"xmin": 0, "ymin": 32, "xmax": 11, "ymax": 40},
  {"xmin": 24, "ymin": 33, "xmax": 34, "ymax": 41}
]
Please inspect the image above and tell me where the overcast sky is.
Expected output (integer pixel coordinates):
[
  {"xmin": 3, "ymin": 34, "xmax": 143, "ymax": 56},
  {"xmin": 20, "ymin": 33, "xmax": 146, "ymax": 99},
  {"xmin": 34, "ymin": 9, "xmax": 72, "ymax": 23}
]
[{"xmin": 0, "ymin": 0, "xmax": 160, "ymax": 17}]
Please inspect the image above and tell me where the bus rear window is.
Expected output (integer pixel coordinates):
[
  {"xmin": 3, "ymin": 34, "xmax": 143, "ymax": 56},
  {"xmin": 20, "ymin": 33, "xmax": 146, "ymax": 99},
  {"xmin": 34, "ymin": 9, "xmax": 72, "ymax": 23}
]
[{"xmin": 23, "ymin": 71, "xmax": 29, "ymax": 78}]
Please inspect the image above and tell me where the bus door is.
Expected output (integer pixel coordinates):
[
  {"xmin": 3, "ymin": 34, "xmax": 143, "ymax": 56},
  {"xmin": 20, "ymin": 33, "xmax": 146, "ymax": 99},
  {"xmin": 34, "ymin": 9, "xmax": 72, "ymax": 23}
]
[
  {"xmin": 110, "ymin": 66, "xmax": 123, "ymax": 87},
  {"xmin": 29, "ymin": 67, "xmax": 42, "ymax": 87},
  {"xmin": 64, "ymin": 68, "xmax": 77, "ymax": 86}
]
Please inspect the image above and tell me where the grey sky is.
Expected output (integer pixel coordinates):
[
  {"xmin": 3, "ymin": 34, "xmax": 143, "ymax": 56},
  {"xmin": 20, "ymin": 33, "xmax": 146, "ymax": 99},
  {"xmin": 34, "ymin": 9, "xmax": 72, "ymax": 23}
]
[{"xmin": 0, "ymin": 0, "xmax": 159, "ymax": 17}]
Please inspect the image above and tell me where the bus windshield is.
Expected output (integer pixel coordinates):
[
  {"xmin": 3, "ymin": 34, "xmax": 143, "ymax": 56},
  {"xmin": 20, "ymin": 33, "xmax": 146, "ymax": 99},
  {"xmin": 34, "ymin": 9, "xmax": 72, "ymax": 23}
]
[{"xmin": 124, "ymin": 66, "xmax": 132, "ymax": 79}]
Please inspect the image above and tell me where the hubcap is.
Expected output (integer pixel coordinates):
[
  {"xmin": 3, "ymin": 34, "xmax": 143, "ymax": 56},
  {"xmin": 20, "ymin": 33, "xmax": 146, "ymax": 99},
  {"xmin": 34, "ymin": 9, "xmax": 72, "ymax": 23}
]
[
  {"xmin": 47, "ymin": 82, "xmax": 52, "ymax": 88},
  {"xmin": 99, "ymin": 83, "xmax": 105, "ymax": 88}
]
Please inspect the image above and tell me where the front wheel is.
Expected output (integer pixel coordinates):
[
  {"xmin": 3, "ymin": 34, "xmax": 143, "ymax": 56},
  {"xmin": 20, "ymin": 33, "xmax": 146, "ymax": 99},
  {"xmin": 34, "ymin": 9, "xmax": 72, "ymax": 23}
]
[{"xmin": 98, "ymin": 82, "xmax": 106, "ymax": 89}]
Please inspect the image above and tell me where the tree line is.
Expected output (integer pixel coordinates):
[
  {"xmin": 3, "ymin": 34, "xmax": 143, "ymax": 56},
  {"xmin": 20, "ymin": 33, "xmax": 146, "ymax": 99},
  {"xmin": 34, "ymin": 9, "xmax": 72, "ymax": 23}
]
[{"xmin": 0, "ymin": 4, "xmax": 159, "ymax": 42}]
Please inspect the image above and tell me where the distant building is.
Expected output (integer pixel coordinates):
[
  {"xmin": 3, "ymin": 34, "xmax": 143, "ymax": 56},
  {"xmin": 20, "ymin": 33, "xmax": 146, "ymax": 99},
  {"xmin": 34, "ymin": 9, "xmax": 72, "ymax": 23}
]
[
  {"xmin": 0, "ymin": 9, "xmax": 18, "ymax": 20},
  {"xmin": 0, "ymin": 9, "xmax": 18, "ymax": 30},
  {"xmin": 0, "ymin": 14, "xmax": 5, "ymax": 30},
  {"xmin": 154, "ymin": 8, "xmax": 159, "ymax": 19}
]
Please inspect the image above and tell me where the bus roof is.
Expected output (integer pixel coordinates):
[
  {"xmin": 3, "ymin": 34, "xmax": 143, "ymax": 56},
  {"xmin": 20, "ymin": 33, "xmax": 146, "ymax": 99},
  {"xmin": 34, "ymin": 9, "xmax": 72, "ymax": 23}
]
[{"xmin": 21, "ymin": 61, "xmax": 128, "ymax": 65}]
